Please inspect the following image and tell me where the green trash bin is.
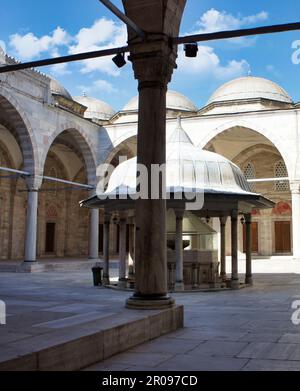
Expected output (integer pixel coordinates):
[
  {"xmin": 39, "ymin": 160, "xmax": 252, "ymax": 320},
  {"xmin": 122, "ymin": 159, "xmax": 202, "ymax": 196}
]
[{"xmin": 92, "ymin": 266, "xmax": 103, "ymax": 286}]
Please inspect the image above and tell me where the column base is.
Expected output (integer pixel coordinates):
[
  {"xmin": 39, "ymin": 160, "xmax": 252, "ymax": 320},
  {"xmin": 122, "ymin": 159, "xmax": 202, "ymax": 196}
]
[
  {"xmin": 118, "ymin": 279, "xmax": 128, "ymax": 289},
  {"xmin": 245, "ymin": 276, "xmax": 253, "ymax": 285},
  {"xmin": 230, "ymin": 279, "xmax": 240, "ymax": 290},
  {"xmin": 18, "ymin": 261, "xmax": 41, "ymax": 273},
  {"xmin": 221, "ymin": 273, "xmax": 227, "ymax": 282},
  {"xmin": 102, "ymin": 276, "xmax": 110, "ymax": 286},
  {"xmin": 126, "ymin": 295, "xmax": 175, "ymax": 310},
  {"xmin": 174, "ymin": 281, "xmax": 185, "ymax": 291}
]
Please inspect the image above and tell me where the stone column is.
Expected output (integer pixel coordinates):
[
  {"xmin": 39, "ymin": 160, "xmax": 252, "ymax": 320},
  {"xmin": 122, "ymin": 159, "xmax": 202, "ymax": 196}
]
[
  {"xmin": 118, "ymin": 216, "xmax": 127, "ymax": 289},
  {"xmin": 123, "ymin": 0, "xmax": 187, "ymax": 309},
  {"xmin": 245, "ymin": 214, "xmax": 253, "ymax": 285},
  {"xmin": 291, "ymin": 182, "xmax": 300, "ymax": 260},
  {"xmin": 128, "ymin": 223, "xmax": 135, "ymax": 278},
  {"xmin": 89, "ymin": 209, "xmax": 99, "ymax": 260},
  {"xmin": 24, "ymin": 189, "xmax": 39, "ymax": 262},
  {"xmin": 175, "ymin": 209, "xmax": 185, "ymax": 291},
  {"xmin": 231, "ymin": 210, "xmax": 239, "ymax": 289},
  {"xmin": 219, "ymin": 216, "xmax": 227, "ymax": 282},
  {"xmin": 103, "ymin": 213, "xmax": 111, "ymax": 285}
]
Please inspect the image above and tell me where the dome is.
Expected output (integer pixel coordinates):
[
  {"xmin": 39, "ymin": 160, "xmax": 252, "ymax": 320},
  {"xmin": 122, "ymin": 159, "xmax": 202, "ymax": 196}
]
[
  {"xmin": 73, "ymin": 96, "xmax": 115, "ymax": 121},
  {"xmin": 123, "ymin": 90, "xmax": 198, "ymax": 112},
  {"xmin": 207, "ymin": 76, "xmax": 292, "ymax": 105},
  {"xmin": 105, "ymin": 117, "xmax": 251, "ymax": 196},
  {"xmin": 50, "ymin": 78, "xmax": 73, "ymax": 100}
]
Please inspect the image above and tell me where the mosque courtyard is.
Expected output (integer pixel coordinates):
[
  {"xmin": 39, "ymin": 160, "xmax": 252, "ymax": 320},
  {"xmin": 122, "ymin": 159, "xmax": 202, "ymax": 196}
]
[{"xmin": 1, "ymin": 259, "xmax": 300, "ymax": 371}]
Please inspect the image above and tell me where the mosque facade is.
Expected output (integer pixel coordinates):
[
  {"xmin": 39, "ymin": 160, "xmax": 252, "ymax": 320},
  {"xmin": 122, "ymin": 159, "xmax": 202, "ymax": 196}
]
[{"xmin": 0, "ymin": 46, "xmax": 299, "ymax": 267}]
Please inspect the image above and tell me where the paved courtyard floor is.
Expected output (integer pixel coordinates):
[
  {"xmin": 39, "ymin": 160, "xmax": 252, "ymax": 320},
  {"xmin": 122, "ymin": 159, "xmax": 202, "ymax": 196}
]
[{"xmin": 1, "ymin": 258, "xmax": 300, "ymax": 371}]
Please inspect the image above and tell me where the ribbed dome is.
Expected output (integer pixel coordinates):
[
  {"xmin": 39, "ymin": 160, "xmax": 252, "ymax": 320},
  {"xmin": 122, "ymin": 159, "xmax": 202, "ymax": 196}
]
[
  {"xmin": 105, "ymin": 117, "xmax": 251, "ymax": 195},
  {"xmin": 50, "ymin": 78, "xmax": 72, "ymax": 100},
  {"xmin": 74, "ymin": 96, "xmax": 115, "ymax": 120},
  {"xmin": 123, "ymin": 90, "xmax": 198, "ymax": 112},
  {"xmin": 207, "ymin": 76, "xmax": 292, "ymax": 105}
]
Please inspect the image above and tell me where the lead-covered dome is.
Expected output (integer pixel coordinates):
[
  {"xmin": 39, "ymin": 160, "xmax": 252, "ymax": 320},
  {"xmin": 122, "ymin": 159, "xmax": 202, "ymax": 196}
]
[
  {"xmin": 50, "ymin": 78, "xmax": 73, "ymax": 100},
  {"xmin": 207, "ymin": 76, "xmax": 292, "ymax": 105},
  {"xmin": 105, "ymin": 117, "xmax": 251, "ymax": 196},
  {"xmin": 123, "ymin": 90, "xmax": 198, "ymax": 112},
  {"xmin": 74, "ymin": 96, "xmax": 115, "ymax": 121}
]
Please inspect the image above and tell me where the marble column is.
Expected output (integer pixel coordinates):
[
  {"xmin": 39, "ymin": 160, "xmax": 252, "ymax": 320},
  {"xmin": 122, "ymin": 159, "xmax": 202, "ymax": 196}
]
[
  {"xmin": 118, "ymin": 217, "xmax": 127, "ymax": 289},
  {"xmin": 89, "ymin": 209, "xmax": 99, "ymax": 260},
  {"xmin": 231, "ymin": 210, "xmax": 239, "ymax": 289},
  {"xmin": 219, "ymin": 216, "xmax": 227, "ymax": 282},
  {"xmin": 24, "ymin": 189, "xmax": 39, "ymax": 262},
  {"xmin": 103, "ymin": 213, "xmax": 111, "ymax": 285},
  {"xmin": 175, "ymin": 209, "xmax": 185, "ymax": 291},
  {"xmin": 123, "ymin": 0, "xmax": 187, "ymax": 309},
  {"xmin": 291, "ymin": 182, "xmax": 300, "ymax": 260},
  {"xmin": 245, "ymin": 213, "xmax": 253, "ymax": 285}
]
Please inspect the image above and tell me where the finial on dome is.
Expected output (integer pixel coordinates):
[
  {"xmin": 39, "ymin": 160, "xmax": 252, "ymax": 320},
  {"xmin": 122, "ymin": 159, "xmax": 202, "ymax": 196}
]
[
  {"xmin": 247, "ymin": 65, "xmax": 252, "ymax": 77},
  {"xmin": 177, "ymin": 115, "xmax": 182, "ymax": 128},
  {"xmin": 82, "ymin": 91, "xmax": 87, "ymax": 97}
]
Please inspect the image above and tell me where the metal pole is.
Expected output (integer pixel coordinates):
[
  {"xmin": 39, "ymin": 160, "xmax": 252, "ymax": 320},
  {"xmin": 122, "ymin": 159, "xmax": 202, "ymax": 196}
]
[
  {"xmin": 1, "ymin": 22, "xmax": 300, "ymax": 73},
  {"xmin": 98, "ymin": 0, "xmax": 146, "ymax": 40},
  {"xmin": 0, "ymin": 166, "xmax": 94, "ymax": 189}
]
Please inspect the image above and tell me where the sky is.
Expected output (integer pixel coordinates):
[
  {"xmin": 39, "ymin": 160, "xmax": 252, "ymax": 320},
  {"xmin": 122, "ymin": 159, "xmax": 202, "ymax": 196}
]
[{"xmin": 1, "ymin": 0, "xmax": 300, "ymax": 111}]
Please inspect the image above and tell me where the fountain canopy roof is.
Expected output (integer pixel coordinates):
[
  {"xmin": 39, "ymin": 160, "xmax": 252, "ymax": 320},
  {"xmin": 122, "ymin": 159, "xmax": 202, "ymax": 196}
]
[{"xmin": 105, "ymin": 117, "xmax": 252, "ymax": 196}]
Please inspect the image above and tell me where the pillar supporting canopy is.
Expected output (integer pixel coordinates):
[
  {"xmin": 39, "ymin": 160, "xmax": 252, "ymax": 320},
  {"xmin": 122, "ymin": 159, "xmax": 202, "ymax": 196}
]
[
  {"xmin": 103, "ymin": 212, "xmax": 111, "ymax": 285},
  {"xmin": 245, "ymin": 213, "xmax": 253, "ymax": 285}
]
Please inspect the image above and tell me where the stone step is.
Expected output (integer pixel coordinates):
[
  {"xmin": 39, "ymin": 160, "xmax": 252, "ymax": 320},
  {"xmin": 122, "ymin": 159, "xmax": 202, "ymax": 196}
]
[{"xmin": 0, "ymin": 305, "xmax": 183, "ymax": 371}]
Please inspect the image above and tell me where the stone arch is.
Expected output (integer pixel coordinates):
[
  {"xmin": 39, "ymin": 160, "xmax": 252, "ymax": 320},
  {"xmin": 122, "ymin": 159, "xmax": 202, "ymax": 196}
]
[
  {"xmin": 103, "ymin": 129, "xmax": 137, "ymax": 164},
  {"xmin": 0, "ymin": 89, "xmax": 37, "ymax": 175},
  {"xmin": 105, "ymin": 135, "xmax": 137, "ymax": 167},
  {"xmin": 199, "ymin": 119, "xmax": 292, "ymax": 178},
  {"xmin": 42, "ymin": 125, "xmax": 97, "ymax": 187},
  {"xmin": 233, "ymin": 144, "xmax": 281, "ymax": 167}
]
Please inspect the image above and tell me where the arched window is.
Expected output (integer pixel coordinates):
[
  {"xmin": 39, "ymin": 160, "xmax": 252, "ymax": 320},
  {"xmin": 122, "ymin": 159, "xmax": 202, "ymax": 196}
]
[
  {"xmin": 243, "ymin": 162, "xmax": 256, "ymax": 192},
  {"xmin": 275, "ymin": 160, "xmax": 289, "ymax": 191}
]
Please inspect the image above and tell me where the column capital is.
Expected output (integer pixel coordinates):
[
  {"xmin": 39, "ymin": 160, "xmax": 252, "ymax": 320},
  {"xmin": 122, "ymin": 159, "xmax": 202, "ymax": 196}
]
[
  {"xmin": 231, "ymin": 209, "xmax": 239, "ymax": 219},
  {"xmin": 219, "ymin": 216, "xmax": 228, "ymax": 226},
  {"xmin": 245, "ymin": 213, "xmax": 252, "ymax": 224},
  {"xmin": 174, "ymin": 208, "xmax": 185, "ymax": 220},
  {"xmin": 123, "ymin": 0, "xmax": 187, "ymax": 87}
]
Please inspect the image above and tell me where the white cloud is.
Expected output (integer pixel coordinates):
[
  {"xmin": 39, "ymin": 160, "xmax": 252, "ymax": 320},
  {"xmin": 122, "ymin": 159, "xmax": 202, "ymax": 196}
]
[
  {"xmin": 177, "ymin": 45, "xmax": 249, "ymax": 80},
  {"xmin": 9, "ymin": 27, "xmax": 71, "ymax": 60},
  {"xmin": 195, "ymin": 9, "xmax": 268, "ymax": 33},
  {"xmin": 78, "ymin": 79, "xmax": 118, "ymax": 95},
  {"xmin": 49, "ymin": 49, "xmax": 71, "ymax": 76},
  {"xmin": 68, "ymin": 18, "xmax": 127, "ymax": 76}
]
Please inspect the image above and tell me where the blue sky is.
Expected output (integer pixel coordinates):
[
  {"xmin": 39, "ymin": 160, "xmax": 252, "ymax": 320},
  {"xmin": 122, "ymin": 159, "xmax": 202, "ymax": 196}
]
[{"xmin": 1, "ymin": 0, "xmax": 300, "ymax": 110}]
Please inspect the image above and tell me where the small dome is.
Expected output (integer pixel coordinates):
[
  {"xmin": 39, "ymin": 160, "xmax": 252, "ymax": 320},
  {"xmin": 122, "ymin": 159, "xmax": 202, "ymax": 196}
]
[
  {"xmin": 105, "ymin": 117, "xmax": 251, "ymax": 195},
  {"xmin": 123, "ymin": 90, "xmax": 198, "ymax": 112},
  {"xmin": 207, "ymin": 76, "xmax": 292, "ymax": 105},
  {"xmin": 50, "ymin": 78, "xmax": 72, "ymax": 100},
  {"xmin": 74, "ymin": 96, "xmax": 115, "ymax": 121}
]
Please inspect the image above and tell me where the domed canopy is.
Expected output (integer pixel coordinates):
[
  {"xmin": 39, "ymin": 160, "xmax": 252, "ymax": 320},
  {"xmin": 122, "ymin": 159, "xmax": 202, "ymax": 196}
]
[
  {"xmin": 207, "ymin": 76, "xmax": 292, "ymax": 105},
  {"xmin": 123, "ymin": 90, "xmax": 198, "ymax": 112},
  {"xmin": 50, "ymin": 78, "xmax": 73, "ymax": 100},
  {"xmin": 74, "ymin": 96, "xmax": 115, "ymax": 121},
  {"xmin": 105, "ymin": 117, "xmax": 251, "ymax": 196}
]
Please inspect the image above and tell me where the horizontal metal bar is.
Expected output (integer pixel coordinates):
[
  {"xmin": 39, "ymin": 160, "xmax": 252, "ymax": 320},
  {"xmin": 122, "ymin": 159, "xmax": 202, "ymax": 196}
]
[
  {"xmin": 0, "ymin": 22, "xmax": 300, "ymax": 74},
  {"xmin": 42, "ymin": 175, "xmax": 94, "ymax": 189},
  {"xmin": 0, "ymin": 166, "xmax": 30, "ymax": 176},
  {"xmin": 0, "ymin": 166, "xmax": 94, "ymax": 189},
  {"xmin": 99, "ymin": 0, "xmax": 146, "ymax": 40},
  {"xmin": 173, "ymin": 21, "xmax": 300, "ymax": 45},
  {"xmin": 0, "ymin": 46, "xmax": 129, "ymax": 73},
  {"xmin": 247, "ymin": 177, "xmax": 289, "ymax": 183}
]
